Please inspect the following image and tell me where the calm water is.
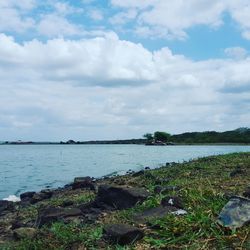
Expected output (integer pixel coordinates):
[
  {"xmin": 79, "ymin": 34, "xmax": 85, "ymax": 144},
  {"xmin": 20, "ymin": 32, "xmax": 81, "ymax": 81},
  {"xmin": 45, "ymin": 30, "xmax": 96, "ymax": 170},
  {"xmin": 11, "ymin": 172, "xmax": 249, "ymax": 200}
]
[{"xmin": 0, "ymin": 144, "xmax": 250, "ymax": 199}]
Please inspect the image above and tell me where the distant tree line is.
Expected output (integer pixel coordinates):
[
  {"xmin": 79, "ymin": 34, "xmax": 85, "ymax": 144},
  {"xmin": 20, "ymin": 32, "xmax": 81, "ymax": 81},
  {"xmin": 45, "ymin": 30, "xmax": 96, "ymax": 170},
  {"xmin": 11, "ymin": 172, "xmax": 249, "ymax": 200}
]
[{"xmin": 144, "ymin": 128, "xmax": 250, "ymax": 144}]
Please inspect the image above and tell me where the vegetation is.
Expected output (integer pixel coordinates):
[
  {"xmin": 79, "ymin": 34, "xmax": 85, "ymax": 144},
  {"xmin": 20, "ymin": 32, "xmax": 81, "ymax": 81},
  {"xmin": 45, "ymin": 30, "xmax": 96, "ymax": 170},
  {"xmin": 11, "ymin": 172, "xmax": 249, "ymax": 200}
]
[
  {"xmin": 2, "ymin": 152, "xmax": 250, "ymax": 249},
  {"xmin": 153, "ymin": 131, "xmax": 171, "ymax": 142},
  {"xmin": 143, "ymin": 127, "xmax": 250, "ymax": 144},
  {"xmin": 170, "ymin": 127, "xmax": 250, "ymax": 144}
]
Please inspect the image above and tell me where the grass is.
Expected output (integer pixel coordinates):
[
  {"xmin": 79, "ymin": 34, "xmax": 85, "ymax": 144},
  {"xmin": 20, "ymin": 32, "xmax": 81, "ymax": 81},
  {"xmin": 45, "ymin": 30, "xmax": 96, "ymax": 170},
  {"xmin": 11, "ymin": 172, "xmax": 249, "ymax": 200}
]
[{"xmin": 1, "ymin": 152, "xmax": 250, "ymax": 249}]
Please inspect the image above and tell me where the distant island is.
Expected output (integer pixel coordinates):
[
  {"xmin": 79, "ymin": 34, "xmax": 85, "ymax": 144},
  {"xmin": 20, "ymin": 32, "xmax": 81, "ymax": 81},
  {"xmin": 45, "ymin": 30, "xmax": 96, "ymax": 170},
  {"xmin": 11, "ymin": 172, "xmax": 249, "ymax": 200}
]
[{"xmin": 1, "ymin": 128, "xmax": 250, "ymax": 145}]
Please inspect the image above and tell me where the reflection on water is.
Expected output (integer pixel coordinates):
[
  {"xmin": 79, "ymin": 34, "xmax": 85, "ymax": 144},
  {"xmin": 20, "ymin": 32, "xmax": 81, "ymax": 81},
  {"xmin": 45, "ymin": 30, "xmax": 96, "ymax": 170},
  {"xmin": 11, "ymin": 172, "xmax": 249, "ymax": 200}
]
[{"xmin": 0, "ymin": 144, "xmax": 250, "ymax": 199}]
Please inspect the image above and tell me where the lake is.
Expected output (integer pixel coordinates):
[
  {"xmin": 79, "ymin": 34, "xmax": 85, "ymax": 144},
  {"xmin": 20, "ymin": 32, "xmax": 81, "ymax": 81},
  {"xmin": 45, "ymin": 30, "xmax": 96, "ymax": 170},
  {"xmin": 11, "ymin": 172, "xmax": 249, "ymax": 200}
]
[{"xmin": 0, "ymin": 144, "xmax": 250, "ymax": 199}]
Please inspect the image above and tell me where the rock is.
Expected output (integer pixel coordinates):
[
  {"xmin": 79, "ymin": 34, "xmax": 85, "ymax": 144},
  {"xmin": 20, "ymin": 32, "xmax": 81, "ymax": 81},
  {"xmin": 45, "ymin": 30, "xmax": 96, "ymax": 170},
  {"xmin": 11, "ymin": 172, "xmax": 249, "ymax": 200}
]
[
  {"xmin": 103, "ymin": 224, "xmax": 144, "ymax": 245},
  {"xmin": 97, "ymin": 185, "xmax": 149, "ymax": 210},
  {"xmin": 30, "ymin": 190, "xmax": 53, "ymax": 204},
  {"xmin": 134, "ymin": 205, "xmax": 178, "ymax": 223},
  {"xmin": 230, "ymin": 168, "xmax": 244, "ymax": 177},
  {"xmin": 243, "ymin": 187, "xmax": 250, "ymax": 198},
  {"xmin": 72, "ymin": 177, "xmax": 95, "ymax": 191},
  {"xmin": 20, "ymin": 192, "xmax": 36, "ymax": 201},
  {"xmin": 144, "ymin": 167, "xmax": 150, "ymax": 170},
  {"xmin": 0, "ymin": 200, "xmax": 15, "ymax": 215},
  {"xmin": 13, "ymin": 227, "xmax": 37, "ymax": 240},
  {"xmin": 62, "ymin": 200, "xmax": 74, "ymax": 207},
  {"xmin": 218, "ymin": 196, "xmax": 250, "ymax": 229},
  {"xmin": 126, "ymin": 169, "xmax": 134, "ymax": 174},
  {"xmin": 36, "ymin": 207, "xmax": 82, "ymax": 227},
  {"xmin": 132, "ymin": 170, "xmax": 144, "ymax": 177},
  {"xmin": 161, "ymin": 196, "xmax": 184, "ymax": 209}
]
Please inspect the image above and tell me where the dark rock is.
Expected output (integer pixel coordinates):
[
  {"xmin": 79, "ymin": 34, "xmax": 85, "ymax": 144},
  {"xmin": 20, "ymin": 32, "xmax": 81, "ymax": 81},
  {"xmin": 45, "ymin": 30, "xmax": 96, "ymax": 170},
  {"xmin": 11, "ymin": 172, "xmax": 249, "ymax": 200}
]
[
  {"xmin": 161, "ymin": 196, "xmax": 184, "ymax": 209},
  {"xmin": 134, "ymin": 205, "xmax": 178, "ymax": 223},
  {"xmin": 97, "ymin": 185, "xmax": 149, "ymax": 210},
  {"xmin": 243, "ymin": 187, "xmax": 250, "ymax": 198},
  {"xmin": 230, "ymin": 168, "xmax": 244, "ymax": 177},
  {"xmin": 30, "ymin": 190, "xmax": 53, "ymax": 204},
  {"xmin": 132, "ymin": 170, "xmax": 144, "ymax": 177},
  {"xmin": 72, "ymin": 177, "xmax": 95, "ymax": 191},
  {"xmin": 0, "ymin": 200, "xmax": 15, "ymax": 215},
  {"xmin": 62, "ymin": 200, "xmax": 74, "ymax": 207},
  {"xmin": 103, "ymin": 224, "xmax": 144, "ymax": 245},
  {"xmin": 144, "ymin": 167, "xmax": 150, "ymax": 170},
  {"xmin": 20, "ymin": 192, "xmax": 36, "ymax": 201},
  {"xmin": 126, "ymin": 169, "xmax": 134, "ymax": 174},
  {"xmin": 13, "ymin": 227, "xmax": 37, "ymax": 240},
  {"xmin": 36, "ymin": 207, "xmax": 82, "ymax": 227}
]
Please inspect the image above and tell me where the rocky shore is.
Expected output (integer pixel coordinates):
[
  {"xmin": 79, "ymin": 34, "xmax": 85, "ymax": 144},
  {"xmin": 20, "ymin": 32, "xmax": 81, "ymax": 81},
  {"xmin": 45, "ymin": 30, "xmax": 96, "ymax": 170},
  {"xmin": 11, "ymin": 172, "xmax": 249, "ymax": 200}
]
[{"xmin": 0, "ymin": 153, "xmax": 250, "ymax": 249}]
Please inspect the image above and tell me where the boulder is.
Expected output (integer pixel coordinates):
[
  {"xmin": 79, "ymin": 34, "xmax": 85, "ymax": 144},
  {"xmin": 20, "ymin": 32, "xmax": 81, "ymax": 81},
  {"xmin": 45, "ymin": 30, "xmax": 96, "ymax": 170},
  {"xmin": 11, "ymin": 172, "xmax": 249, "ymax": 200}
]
[
  {"xmin": 103, "ymin": 224, "xmax": 144, "ymax": 245},
  {"xmin": 13, "ymin": 227, "xmax": 37, "ymax": 240},
  {"xmin": 36, "ymin": 207, "xmax": 82, "ymax": 227},
  {"xmin": 62, "ymin": 200, "xmax": 74, "ymax": 207},
  {"xmin": 218, "ymin": 196, "xmax": 250, "ymax": 229},
  {"xmin": 72, "ymin": 177, "xmax": 95, "ymax": 190},
  {"xmin": 20, "ymin": 192, "xmax": 36, "ymax": 201},
  {"xmin": 0, "ymin": 200, "xmax": 15, "ymax": 215},
  {"xmin": 134, "ymin": 205, "xmax": 177, "ymax": 223},
  {"xmin": 30, "ymin": 190, "xmax": 53, "ymax": 204},
  {"xmin": 97, "ymin": 185, "xmax": 149, "ymax": 210},
  {"xmin": 161, "ymin": 196, "xmax": 184, "ymax": 209}
]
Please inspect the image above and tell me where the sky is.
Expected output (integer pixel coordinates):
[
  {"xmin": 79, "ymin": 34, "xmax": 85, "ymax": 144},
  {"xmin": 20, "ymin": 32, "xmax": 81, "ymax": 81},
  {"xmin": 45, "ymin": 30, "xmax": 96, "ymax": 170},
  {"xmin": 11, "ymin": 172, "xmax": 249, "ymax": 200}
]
[{"xmin": 0, "ymin": 0, "xmax": 250, "ymax": 141}]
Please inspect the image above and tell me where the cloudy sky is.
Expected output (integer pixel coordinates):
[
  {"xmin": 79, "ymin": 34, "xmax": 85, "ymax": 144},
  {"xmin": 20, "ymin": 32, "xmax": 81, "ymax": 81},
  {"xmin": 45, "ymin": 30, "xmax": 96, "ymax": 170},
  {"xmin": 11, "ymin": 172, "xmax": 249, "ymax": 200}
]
[{"xmin": 0, "ymin": 0, "xmax": 250, "ymax": 141}]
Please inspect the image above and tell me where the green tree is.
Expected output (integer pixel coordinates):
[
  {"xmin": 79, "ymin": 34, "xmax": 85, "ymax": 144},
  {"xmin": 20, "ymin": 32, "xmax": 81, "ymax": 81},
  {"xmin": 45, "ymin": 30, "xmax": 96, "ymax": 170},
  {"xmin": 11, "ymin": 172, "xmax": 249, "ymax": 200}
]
[
  {"xmin": 143, "ymin": 133, "xmax": 154, "ymax": 141},
  {"xmin": 154, "ymin": 131, "xmax": 171, "ymax": 142}
]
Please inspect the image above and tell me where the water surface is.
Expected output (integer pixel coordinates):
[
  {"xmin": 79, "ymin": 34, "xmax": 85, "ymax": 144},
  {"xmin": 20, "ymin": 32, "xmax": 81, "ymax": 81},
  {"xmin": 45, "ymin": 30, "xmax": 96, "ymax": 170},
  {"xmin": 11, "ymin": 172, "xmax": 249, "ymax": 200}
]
[{"xmin": 0, "ymin": 144, "xmax": 250, "ymax": 199}]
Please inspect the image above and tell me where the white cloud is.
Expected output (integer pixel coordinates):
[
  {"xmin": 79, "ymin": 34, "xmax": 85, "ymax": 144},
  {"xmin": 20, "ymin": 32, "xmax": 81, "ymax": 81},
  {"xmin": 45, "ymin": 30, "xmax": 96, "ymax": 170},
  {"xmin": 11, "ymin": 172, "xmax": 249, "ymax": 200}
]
[
  {"xmin": 0, "ymin": 33, "xmax": 250, "ymax": 140},
  {"xmin": 111, "ymin": 0, "xmax": 250, "ymax": 40},
  {"xmin": 89, "ymin": 9, "xmax": 104, "ymax": 21},
  {"xmin": 37, "ymin": 14, "xmax": 82, "ymax": 37},
  {"xmin": 224, "ymin": 47, "xmax": 248, "ymax": 60},
  {"xmin": 109, "ymin": 9, "xmax": 137, "ymax": 25},
  {"xmin": 0, "ymin": 0, "xmax": 36, "ymax": 33}
]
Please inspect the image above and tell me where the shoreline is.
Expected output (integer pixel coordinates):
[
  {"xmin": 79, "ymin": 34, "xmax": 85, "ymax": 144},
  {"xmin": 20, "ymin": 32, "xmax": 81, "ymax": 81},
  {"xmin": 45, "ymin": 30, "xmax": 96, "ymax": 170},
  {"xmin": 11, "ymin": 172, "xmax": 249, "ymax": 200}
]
[
  {"xmin": 1, "ymin": 152, "xmax": 250, "ymax": 249},
  {"xmin": 1, "ymin": 142, "xmax": 250, "ymax": 145}
]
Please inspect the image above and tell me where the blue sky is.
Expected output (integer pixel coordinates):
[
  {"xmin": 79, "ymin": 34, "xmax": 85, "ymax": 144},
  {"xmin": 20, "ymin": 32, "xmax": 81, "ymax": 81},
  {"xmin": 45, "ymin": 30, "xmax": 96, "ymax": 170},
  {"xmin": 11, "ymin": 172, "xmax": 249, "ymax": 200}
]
[{"xmin": 0, "ymin": 0, "xmax": 250, "ymax": 140}]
